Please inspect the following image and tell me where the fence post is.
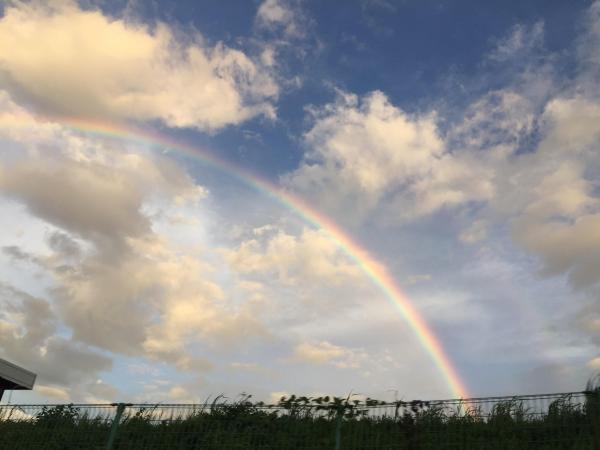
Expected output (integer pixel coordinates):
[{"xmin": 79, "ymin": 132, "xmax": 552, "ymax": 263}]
[
  {"xmin": 105, "ymin": 403, "xmax": 128, "ymax": 450},
  {"xmin": 334, "ymin": 406, "xmax": 343, "ymax": 450}
]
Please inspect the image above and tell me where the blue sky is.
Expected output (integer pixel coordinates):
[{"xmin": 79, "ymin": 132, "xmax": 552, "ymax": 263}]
[{"xmin": 0, "ymin": 0, "xmax": 599, "ymax": 404}]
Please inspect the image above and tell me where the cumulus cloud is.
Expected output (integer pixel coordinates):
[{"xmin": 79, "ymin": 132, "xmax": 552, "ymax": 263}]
[
  {"xmin": 488, "ymin": 95, "xmax": 599, "ymax": 300},
  {"xmin": 0, "ymin": 159, "xmax": 151, "ymax": 245},
  {"xmin": 223, "ymin": 226, "xmax": 364, "ymax": 287},
  {"xmin": 0, "ymin": 103, "xmax": 274, "ymax": 399},
  {"xmin": 0, "ymin": 1, "xmax": 278, "ymax": 131},
  {"xmin": 284, "ymin": 90, "xmax": 492, "ymax": 222},
  {"xmin": 455, "ymin": 12, "xmax": 600, "ymax": 347},
  {"xmin": 281, "ymin": 1, "xmax": 600, "ymax": 361},
  {"xmin": 1, "ymin": 89, "xmax": 420, "ymax": 400},
  {"xmin": 514, "ymin": 215, "xmax": 600, "ymax": 289},
  {"xmin": 220, "ymin": 224, "xmax": 376, "ymax": 326},
  {"xmin": 451, "ymin": 5, "xmax": 600, "ymax": 353},
  {"xmin": 1, "ymin": 0, "xmax": 599, "ymax": 401}
]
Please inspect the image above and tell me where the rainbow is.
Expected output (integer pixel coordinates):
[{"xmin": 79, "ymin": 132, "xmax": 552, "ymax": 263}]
[{"xmin": 0, "ymin": 113, "xmax": 469, "ymax": 399}]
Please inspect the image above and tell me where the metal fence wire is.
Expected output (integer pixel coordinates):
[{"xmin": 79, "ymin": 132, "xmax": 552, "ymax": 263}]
[{"xmin": 1, "ymin": 390, "xmax": 599, "ymax": 449}]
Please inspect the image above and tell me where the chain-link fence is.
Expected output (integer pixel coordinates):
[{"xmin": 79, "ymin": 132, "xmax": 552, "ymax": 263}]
[{"xmin": 1, "ymin": 390, "xmax": 599, "ymax": 449}]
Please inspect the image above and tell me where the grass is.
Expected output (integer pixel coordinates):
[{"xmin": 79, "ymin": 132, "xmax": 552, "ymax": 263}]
[{"xmin": 1, "ymin": 388, "xmax": 599, "ymax": 449}]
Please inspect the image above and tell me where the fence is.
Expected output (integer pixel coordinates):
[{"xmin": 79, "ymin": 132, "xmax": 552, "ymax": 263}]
[{"xmin": 0, "ymin": 390, "xmax": 599, "ymax": 449}]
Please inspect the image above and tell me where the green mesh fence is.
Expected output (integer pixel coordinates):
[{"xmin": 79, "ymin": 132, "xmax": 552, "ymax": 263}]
[{"xmin": 1, "ymin": 390, "xmax": 599, "ymax": 449}]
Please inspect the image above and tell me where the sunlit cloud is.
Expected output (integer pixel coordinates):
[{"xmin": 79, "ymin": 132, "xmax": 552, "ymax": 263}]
[{"xmin": 0, "ymin": 1, "xmax": 278, "ymax": 130}]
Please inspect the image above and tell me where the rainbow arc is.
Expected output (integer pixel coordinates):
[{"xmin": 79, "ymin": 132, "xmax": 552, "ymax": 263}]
[{"xmin": 0, "ymin": 114, "xmax": 469, "ymax": 399}]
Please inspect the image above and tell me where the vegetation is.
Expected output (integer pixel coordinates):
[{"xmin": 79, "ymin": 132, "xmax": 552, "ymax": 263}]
[{"xmin": 1, "ymin": 387, "xmax": 599, "ymax": 449}]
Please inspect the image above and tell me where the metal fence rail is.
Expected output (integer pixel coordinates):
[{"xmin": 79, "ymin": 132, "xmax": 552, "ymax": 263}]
[{"xmin": 1, "ymin": 390, "xmax": 599, "ymax": 449}]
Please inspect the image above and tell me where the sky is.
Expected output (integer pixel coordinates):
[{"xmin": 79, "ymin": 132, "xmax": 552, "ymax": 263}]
[{"xmin": 0, "ymin": 0, "xmax": 599, "ymax": 404}]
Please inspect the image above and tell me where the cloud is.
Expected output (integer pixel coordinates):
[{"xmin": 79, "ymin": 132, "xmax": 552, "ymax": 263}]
[
  {"xmin": 505, "ymin": 4, "xmax": 600, "ymax": 296},
  {"xmin": 1, "ymin": 0, "xmax": 599, "ymax": 401},
  {"xmin": 0, "ymin": 1, "xmax": 278, "ymax": 131},
  {"xmin": 488, "ymin": 21, "xmax": 545, "ymax": 62},
  {"xmin": 449, "ymin": 90, "xmax": 536, "ymax": 150},
  {"xmin": 0, "ymin": 106, "xmax": 272, "ymax": 398},
  {"xmin": 84, "ymin": 380, "xmax": 120, "ymax": 403},
  {"xmin": 459, "ymin": 219, "xmax": 488, "ymax": 244},
  {"xmin": 257, "ymin": 0, "xmax": 292, "ymax": 26},
  {"xmin": 578, "ymin": 1, "xmax": 600, "ymax": 73},
  {"xmin": 518, "ymin": 361, "xmax": 591, "ymax": 394},
  {"xmin": 451, "ymin": 8, "xmax": 600, "ymax": 347},
  {"xmin": 405, "ymin": 274, "xmax": 432, "ymax": 285},
  {"xmin": 2, "ymin": 245, "xmax": 39, "ymax": 264},
  {"xmin": 35, "ymin": 385, "xmax": 71, "ymax": 402},
  {"xmin": 269, "ymin": 391, "xmax": 290, "ymax": 403},
  {"xmin": 229, "ymin": 362, "xmax": 261, "ymax": 371},
  {"xmin": 0, "ymin": 158, "xmax": 151, "ymax": 244},
  {"xmin": 220, "ymin": 224, "xmax": 375, "ymax": 326},
  {"xmin": 222, "ymin": 226, "xmax": 364, "ymax": 288},
  {"xmin": 0, "ymin": 283, "xmax": 112, "ymax": 393},
  {"xmin": 281, "ymin": 1, "xmax": 600, "ymax": 365},
  {"xmin": 579, "ymin": 298, "xmax": 600, "ymax": 346},
  {"xmin": 292, "ymin": 341, "xmax": 368, "ymax": 369},
  {"xmin": 284, "ymin": 90, "xmax": 491, "ymax": 223},
  {"xmin": 448, "ymin": 11, "xmax": 600, "ymax": 347},
  {"xmin": 253, "ymin": 0, "xmax": 315, "ymax": 88},
  {"xmin": 46, "ymin": 231, "xmax": 81, "ymax": 259},
  {"xmin": 514, "ymin": 215, "xmax": 600, "ymax": 289},
  {"xmin": 256, "ymin": 0, "xmax": 302, "ymax": 37},
  {"xmin": 587, "ymin": 357, "xmax": 600, "ymax": 370}
]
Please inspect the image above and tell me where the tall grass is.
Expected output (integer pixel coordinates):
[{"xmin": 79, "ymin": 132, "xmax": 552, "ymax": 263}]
[{"xmin": 1, "ymin": 385, "xmax": 599, "ymax": 449}]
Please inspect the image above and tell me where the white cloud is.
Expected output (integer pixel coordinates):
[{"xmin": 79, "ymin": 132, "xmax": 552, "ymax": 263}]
[
  {"xmin": 498, "ymin": 96, "xmax": 600, "ymax": 294},
  {"xmin": 280, "ymin": 1, "xmax": 600, "ymax": 365},
  {"xmin": 0, "ymin": 104, "xmax": 274, "ymax": 398},
  {"xmin": 256, "ymin": 0, "xmax": 302, "ymax": 37},
  {"xmin": 449, "ymin": 90, "xmax": 536, "ymax": 150},
  {"xmin": 579, "ymin": 1, "xmax": 600, "ymax": 72},
  {"xmin": 514, "ymin": 215, "xmax": 600, "ymax": 289},
  {"xmin": 488, "ymin": 21, "xmax": 545, "ymax": 62},
  {"xmin": 538, "ymin": 97, "xmax": 600, "ymax": 156},
  {"xmin": 292, "ymin": 341, "xmax": 367, "ymax": 369},
  {"xmin": 222, "ymin": 226, "xmax": 364, "ymax": 288},
  {"xmin": 257, "ymin": 0, "xmax": 292, "ymax": 25},
  {"xmin": 285, "ymin": 90, "xmax": 492, "ymax": 223},
  {"xmin": 0, "ymin": 1, "xmax": 278, "ymax": 131},
  {"xmin": 219, "ymin": 224, "xmax": 378, "ymax": 329},
  {"xmin": 1, "ymin": 0, "xmax": 599, "ymax": 402}
]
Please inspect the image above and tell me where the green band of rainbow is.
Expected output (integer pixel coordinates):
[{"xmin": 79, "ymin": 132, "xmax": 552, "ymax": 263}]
[{"xmin": 0, "ymin": 114, "xmax": 469, "ymax": 399}]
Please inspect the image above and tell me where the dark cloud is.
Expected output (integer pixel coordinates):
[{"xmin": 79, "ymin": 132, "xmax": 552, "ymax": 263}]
[{"xmin": 46, "ymin": 231, "xmax": 81, "ymax": 258}]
